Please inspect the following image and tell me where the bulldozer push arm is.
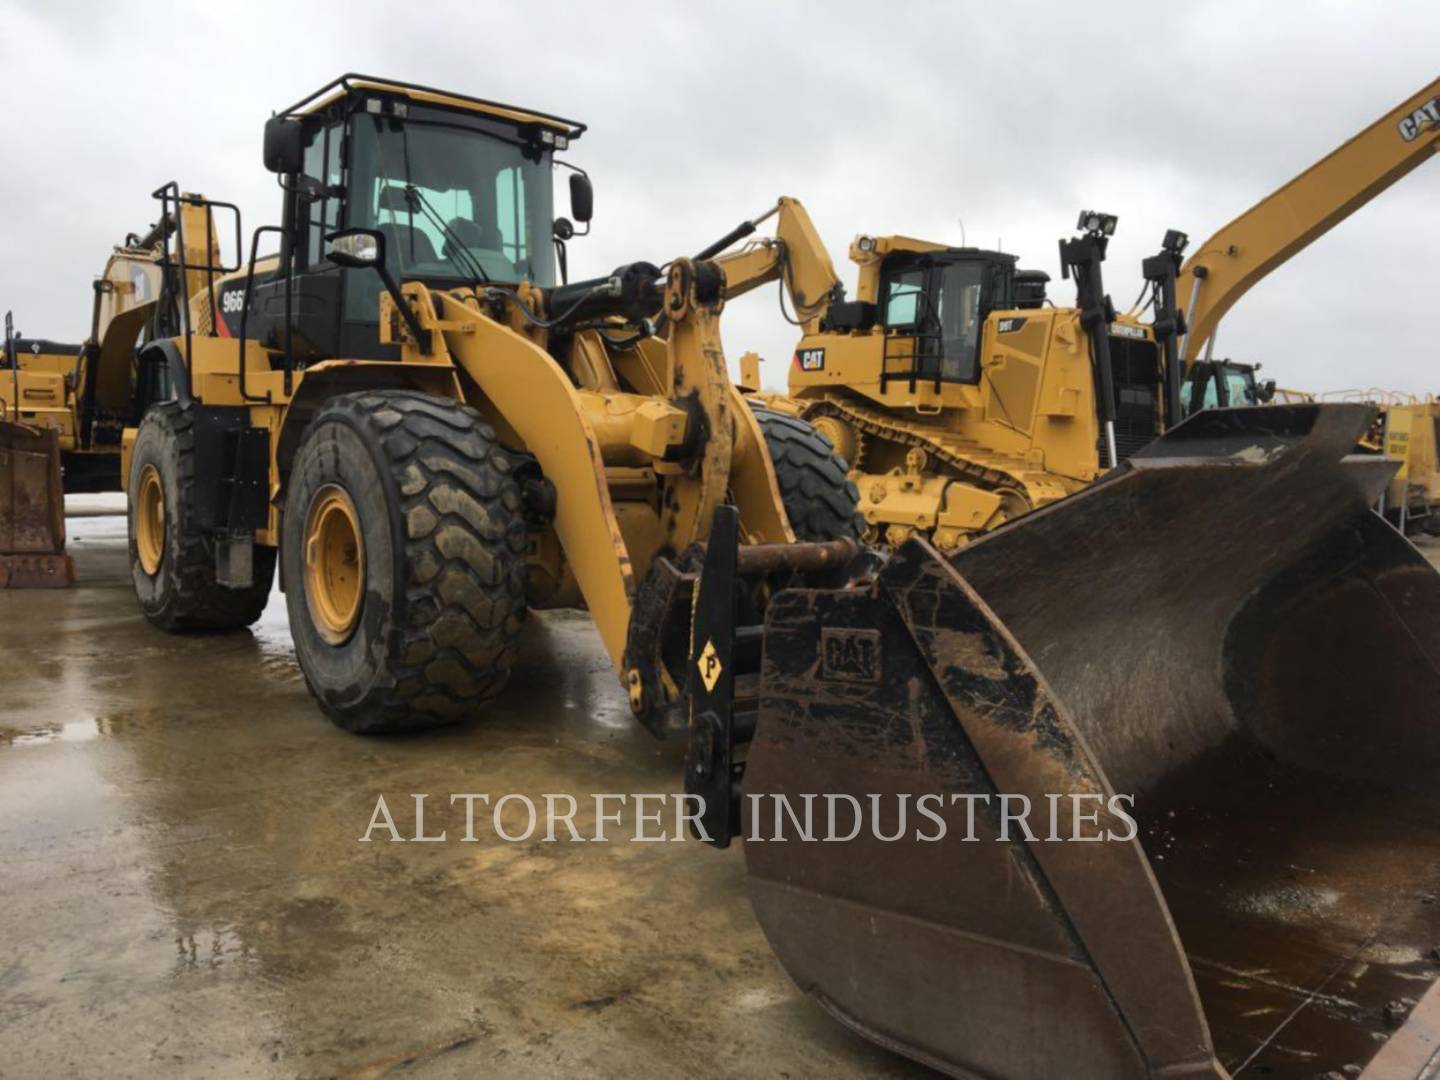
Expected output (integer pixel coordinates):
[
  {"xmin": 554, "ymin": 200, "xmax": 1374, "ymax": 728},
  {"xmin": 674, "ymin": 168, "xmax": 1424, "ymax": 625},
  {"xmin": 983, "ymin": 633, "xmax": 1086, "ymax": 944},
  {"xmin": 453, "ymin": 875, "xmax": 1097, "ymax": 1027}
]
[{"xmin": 1179, "ymin": 75, "xmax": 1440, "ymax": 361}]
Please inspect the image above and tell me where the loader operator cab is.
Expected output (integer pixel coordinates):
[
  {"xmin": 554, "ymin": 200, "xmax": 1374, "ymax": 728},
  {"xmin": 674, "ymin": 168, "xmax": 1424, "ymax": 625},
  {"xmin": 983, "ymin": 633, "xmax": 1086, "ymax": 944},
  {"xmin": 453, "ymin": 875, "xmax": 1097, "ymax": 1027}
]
[{"xmin": 226, "ymin": 76, "xmax": 591, "ymax": 365}]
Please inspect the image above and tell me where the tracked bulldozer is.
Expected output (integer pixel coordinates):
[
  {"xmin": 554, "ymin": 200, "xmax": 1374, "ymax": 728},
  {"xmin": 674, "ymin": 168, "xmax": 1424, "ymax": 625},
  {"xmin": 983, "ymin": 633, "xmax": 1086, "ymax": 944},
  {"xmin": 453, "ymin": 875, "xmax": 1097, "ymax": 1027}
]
[
  {"xmin": 716, "ymin": 200, "xmax": 1181, "ymax": 551},
  {"xmin": 61, "ymin": 74, "xmax": 1440, "ymax": 1077}
]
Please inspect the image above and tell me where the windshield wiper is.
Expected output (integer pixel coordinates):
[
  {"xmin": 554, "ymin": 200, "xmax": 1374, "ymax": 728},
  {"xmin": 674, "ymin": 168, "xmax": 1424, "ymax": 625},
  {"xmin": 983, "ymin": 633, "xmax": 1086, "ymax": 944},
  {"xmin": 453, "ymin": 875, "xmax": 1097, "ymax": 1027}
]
[{"xmin": 403, "ymin": 184, "xmax": 491, "ymax": 285}]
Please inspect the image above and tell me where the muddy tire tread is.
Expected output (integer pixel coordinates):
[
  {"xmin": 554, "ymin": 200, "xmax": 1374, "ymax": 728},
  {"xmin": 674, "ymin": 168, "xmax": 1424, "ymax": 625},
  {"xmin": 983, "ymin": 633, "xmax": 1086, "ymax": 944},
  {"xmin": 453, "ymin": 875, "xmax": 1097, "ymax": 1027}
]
[
  {"xmin": 133, "ymin": 401, "xmax": 275, "ymax": 631},
  {"xmin": 750, "ymin": 406, "xmax": 864, "ymax": 542},
  {"xmin": 297, "ymin": 391, "xmax": 527, "ymax": 734}
]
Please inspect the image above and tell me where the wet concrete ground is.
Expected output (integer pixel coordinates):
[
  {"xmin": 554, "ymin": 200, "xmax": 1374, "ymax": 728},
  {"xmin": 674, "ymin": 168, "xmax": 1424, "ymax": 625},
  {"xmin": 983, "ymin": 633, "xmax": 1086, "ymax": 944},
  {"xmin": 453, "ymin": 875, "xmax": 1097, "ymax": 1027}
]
[{"xmin": 0, "ymin": 497, "xmax": 929, "ymax": 1079}]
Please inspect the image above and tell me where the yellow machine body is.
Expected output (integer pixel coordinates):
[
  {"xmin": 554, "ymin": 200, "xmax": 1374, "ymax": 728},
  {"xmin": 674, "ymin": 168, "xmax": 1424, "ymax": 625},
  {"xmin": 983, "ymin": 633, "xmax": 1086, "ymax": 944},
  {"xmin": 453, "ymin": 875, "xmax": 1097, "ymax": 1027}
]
[{"xmin": 722, "ymin": 207, "xmax": 1156, "ymax": 551}]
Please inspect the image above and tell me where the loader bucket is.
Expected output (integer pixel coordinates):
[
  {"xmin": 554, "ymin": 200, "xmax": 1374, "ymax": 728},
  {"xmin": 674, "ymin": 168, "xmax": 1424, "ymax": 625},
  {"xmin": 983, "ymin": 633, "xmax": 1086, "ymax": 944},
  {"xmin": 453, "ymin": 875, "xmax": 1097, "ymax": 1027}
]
[
  {"xmin": 743, "ymin": 404, "xmax": 1440, "ymax": 1079},
  {"xmin": 0, "ymin": 420, "xmax": 74, "ymax": 587}
]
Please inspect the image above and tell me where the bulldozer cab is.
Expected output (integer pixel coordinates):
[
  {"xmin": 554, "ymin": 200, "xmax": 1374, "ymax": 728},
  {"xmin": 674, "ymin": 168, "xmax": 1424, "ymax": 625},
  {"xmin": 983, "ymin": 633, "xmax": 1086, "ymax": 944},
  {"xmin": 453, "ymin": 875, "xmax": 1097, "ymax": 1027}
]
[
  {"xmin": 217, "ymin": 76, "xmax": 590, "ymax": 367},
  {"xmin": 870, "ymin": 246, "xmax": 1018, "ymax": 389}
]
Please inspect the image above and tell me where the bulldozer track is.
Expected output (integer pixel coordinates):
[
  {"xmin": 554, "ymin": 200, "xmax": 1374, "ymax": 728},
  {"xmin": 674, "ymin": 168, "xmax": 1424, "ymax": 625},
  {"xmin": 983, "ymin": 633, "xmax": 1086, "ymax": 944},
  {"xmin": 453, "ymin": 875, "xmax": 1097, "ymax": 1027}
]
[{"xmin": 802, "ymin": 398, "xmax": 1081, "ymax": 512}]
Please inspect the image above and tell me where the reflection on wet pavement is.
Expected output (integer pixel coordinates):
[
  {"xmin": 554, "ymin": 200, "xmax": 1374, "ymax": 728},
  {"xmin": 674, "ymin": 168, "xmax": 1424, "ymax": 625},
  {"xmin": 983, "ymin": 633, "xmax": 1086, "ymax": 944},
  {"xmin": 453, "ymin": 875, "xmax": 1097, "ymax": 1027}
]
[{"xmin": 0, "ymin": 498, "xmax": 924, "ymax": 1079}]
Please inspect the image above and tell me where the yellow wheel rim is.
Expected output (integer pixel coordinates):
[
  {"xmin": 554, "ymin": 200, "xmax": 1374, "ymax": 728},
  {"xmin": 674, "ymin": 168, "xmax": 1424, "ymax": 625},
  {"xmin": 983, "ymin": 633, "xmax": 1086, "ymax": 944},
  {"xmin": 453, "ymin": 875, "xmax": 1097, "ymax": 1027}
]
[
  {"xmin": 136, "ymin": 464, "xmax": 166, "ymax": 576},
  {"xmin": 303, "ymin": 485, "xmax": 365, "ymax": 645}
]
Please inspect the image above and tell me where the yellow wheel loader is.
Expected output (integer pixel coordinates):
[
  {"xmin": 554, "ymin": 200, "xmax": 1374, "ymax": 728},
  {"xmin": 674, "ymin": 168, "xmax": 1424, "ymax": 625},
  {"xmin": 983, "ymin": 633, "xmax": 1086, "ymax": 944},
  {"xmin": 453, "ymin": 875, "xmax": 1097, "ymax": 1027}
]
[
  {"xmin": 70, "ymin": 75, "xmax": 1440, "ymax": 1078},
  {"xmin": 104, "ymin": 74, "xmax": 859, "ymax": 735}
]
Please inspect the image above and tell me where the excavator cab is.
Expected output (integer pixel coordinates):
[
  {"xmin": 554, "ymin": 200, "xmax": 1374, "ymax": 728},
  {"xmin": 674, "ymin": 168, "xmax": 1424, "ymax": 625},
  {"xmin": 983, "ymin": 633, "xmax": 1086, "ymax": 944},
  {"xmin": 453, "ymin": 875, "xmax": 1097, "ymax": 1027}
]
[{"xmin": 1183, "ymin": 359, "xmax": 1277, "ymax": 416}]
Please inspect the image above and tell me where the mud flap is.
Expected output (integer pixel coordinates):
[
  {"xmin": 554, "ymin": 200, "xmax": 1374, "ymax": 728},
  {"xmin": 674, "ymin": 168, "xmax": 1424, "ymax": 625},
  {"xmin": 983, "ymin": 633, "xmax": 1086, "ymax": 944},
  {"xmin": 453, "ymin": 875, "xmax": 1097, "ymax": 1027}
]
[
  {"xmin": 744, "ymin": 405, "xmax": 1440, "ymax": 1079},
  {"xmin": 0, "ymin": 421, "xmax": 74, "ymax": 588}
]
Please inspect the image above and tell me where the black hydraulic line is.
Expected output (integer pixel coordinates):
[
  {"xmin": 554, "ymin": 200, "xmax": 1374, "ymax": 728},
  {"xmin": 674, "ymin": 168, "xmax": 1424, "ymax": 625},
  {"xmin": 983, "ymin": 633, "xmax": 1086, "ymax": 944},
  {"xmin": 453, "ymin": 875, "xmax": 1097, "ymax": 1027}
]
[
  {"xmin": 695, "ymin": 219, "xmax": 758, "ymax": 262},
  {"xmin": 1060, "ymin": 232, "xmax": 1118, "ymax": 467},
  {"xmin": 129, "ymin": 214, "xmax": 176, "ymax": 250},
  {"xmin": 4, "ymin": 312, "xmax": 16, "ymax": 422},
  {"xmin": 1142, "ymin": 242, "xmax": 1187, "ymax": 429}
]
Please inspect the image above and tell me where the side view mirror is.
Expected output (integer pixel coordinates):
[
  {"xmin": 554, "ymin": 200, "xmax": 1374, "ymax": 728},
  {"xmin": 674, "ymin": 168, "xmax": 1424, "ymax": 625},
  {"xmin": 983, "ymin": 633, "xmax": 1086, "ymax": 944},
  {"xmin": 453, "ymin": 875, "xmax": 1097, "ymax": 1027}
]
[
  {"xmin": 1260, "ymin": 379, "xmax": 1277, "ymax": 403},
  {"xmin": 326, "ymin": 228, "xmax": 385, "ymax": 269},
  {"xmin": 569, "ymin": 173, "xmax": 593, "ymax": 224},
  {"xmin": 263, "ymin": 117, "xmax": 305, "ymax": 175}
]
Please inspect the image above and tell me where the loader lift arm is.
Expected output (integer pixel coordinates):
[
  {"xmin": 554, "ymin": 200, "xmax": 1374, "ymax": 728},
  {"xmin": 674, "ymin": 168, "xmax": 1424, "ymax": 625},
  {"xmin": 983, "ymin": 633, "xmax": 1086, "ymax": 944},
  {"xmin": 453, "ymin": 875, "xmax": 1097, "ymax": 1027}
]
[{"xmin": 1179, "ymin": 75, "xmax": 1440, "ymax": 360}]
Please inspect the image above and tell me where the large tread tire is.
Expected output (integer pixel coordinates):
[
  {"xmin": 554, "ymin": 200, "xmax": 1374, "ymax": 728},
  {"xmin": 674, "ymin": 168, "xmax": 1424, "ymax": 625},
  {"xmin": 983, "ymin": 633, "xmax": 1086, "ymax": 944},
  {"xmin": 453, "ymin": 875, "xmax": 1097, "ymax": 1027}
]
[
  {"xmin": 751, "ymin": 406, "xmax": 864, "ymax": 542},
  {"xmin": 129, "ymin": 401, "xmax": 276, "ymax": 631},
  {"xmin": 282, "ymin": 390, "xmax": 527, "ymax": 734}
]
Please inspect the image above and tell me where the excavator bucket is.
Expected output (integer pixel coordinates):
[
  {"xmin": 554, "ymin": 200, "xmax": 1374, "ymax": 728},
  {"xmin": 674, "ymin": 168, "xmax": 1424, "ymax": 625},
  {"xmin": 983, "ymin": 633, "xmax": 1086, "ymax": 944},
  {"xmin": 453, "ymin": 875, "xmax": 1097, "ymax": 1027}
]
[
  {"xmin": 743, "ymin": 403, "xmax": 1440, "ymax": 1079},
  {"xmin": 0, "ymin": 420, "xmax": 74, "ymax": 588}
]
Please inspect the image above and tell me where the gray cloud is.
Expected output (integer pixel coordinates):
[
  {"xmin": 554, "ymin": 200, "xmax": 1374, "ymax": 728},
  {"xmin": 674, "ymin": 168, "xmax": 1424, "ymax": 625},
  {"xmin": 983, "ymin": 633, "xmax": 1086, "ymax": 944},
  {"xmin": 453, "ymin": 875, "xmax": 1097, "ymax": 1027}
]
[{"xmin": 2, "ymin": 0, "xmax": 1436, "ymax": 394}]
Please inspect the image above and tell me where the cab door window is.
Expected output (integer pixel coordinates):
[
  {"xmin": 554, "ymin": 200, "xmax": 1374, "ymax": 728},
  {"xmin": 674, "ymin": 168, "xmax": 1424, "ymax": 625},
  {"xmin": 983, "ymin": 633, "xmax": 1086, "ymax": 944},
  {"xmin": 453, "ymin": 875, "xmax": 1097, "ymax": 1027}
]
[
  {"xmin": 301, "ymin": 122, "xmax": 344, "ymax": 269},
  {"xmin": 935, "ymin": 262, "xmax": 984, "ymax": 382},
  {"xmin": 883, "ymin": 267, "xmax": 926, "ymax": 328}
]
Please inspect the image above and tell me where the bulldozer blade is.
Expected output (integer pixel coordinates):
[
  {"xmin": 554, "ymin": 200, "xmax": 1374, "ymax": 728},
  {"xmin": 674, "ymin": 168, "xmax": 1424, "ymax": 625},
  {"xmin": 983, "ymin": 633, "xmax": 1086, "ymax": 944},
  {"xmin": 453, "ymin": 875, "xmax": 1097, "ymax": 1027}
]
[
  {"xmin": 743, "ymin": 404, "xmax": 1440, "ymax": 1079},
  {"xmin": 0, "ymin": 420, "xmax": 74, "ymax": 588}
]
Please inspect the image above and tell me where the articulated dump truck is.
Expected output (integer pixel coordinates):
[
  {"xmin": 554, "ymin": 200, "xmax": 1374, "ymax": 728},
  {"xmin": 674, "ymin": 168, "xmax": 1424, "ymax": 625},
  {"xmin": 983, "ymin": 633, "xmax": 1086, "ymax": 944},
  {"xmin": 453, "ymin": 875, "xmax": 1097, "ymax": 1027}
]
[{"xmin": 87, "ymin": 75, "xmax": 1440, "ymax": 1077}]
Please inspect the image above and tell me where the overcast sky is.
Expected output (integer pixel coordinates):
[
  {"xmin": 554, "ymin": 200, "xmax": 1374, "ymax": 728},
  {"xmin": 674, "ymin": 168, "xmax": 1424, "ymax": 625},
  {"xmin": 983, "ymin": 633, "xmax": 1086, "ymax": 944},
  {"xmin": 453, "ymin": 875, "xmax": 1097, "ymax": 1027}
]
[{"xmin": 3, "ymin": 1, "xmax": 1436, "ymax": 394}]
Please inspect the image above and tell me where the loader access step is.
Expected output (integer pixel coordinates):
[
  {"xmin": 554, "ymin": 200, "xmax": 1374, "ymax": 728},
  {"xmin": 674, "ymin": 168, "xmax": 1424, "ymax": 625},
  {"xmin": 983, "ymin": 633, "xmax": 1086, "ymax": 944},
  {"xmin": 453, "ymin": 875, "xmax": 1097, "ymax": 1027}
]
[{"xmin": 739, "ymin": 403, "xmax": 1440, "ymax": 1079}]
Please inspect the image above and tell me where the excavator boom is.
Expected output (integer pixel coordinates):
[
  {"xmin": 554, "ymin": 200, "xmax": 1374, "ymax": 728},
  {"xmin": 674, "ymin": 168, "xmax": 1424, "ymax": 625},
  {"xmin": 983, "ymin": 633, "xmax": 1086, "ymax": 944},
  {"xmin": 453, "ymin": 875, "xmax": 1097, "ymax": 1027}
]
[
  {"xmin": 1180, "ymin": 76, "xmax": 1440, "ymax": 359},
  {"xmin": 707, "ymin": 197, "xmax": 843, "ymax": 333}
]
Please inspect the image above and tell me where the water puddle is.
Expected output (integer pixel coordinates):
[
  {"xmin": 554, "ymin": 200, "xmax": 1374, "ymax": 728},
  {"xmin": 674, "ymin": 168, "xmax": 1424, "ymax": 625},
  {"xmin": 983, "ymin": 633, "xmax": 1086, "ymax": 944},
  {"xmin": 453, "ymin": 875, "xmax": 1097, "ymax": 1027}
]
[{"xmin": 1, "ymin": 716, "xmax": 106, "ymax": 747}]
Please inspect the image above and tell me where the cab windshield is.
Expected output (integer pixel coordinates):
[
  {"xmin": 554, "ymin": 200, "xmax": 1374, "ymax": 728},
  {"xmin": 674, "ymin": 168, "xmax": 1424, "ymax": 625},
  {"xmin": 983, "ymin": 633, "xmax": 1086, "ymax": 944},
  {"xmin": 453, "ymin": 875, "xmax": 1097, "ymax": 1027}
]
[
  {"xmin": 1185, "ymin": 365, "xmax": 1258, "ymax": 414},
  {"xmin": 348, "ymin": 114, "xmax": 555, "ymax": 290}
]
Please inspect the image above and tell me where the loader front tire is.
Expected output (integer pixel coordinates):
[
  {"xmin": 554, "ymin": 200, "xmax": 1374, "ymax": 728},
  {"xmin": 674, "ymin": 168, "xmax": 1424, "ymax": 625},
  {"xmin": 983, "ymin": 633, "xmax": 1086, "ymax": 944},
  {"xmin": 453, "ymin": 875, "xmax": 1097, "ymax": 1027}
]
[
  {"xmin": 751, "ymin": 406, "xmax": 864, "ymax": 542},
  {"xmin": 128, "ymin": 401, "xmax": 276, "ymax": 630},
  {"xmin": 282, "ymin": 391, "xmax": 527, "ymax": 734}
]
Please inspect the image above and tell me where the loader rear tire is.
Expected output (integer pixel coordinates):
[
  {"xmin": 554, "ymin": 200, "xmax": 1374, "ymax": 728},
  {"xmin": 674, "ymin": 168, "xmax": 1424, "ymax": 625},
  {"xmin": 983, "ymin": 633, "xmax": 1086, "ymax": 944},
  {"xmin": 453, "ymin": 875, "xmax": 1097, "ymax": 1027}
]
[
  {"xmin": 128, "ymin": 401, "xmax": 276, "ymax": 631},
  {"xmin": 751, "ymin": 406, "xmax": 864, "ymax": 542},
  {"xmin": 282, "ymin": 391, "xmax": 527, "ymax": 734}
]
